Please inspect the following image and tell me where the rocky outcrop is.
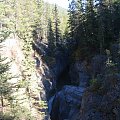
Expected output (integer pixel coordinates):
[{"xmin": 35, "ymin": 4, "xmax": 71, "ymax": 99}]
[
  {"xmin": 49, "ymin": 55, "xmax": 116, "ymax": 120},
  {"xmin": 69, "ymin": 55, "xmax": 107, "ymax": 87},
  {"xmin": 35, "ymin": 40, "xmax": 120, "ymax": 120},
  {"xmin": 79, "ymin": 74, "xmax": 120, "ymax": 120},
  {"xmin": 50, "ymin": 85, "xmax": 85, "ymax": 120},
  {"xmin": 69, "ymin": 61, "xmax": 90, "ymax": 87},
  {"xmin": 34, "ymin": 41, "xmax": 70, "ymax": 92},
  {"xmin": 32, "ymin": 41, "xmax": 48, "ymax": 55}
]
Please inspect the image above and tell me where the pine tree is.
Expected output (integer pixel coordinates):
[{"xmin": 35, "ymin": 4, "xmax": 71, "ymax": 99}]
[
  {"xmin": 53, "ymin": 4, "xmax": 61, "ymax": 47},
  {"xmin": 0, "ymin": 29, "xmax": 12, "ymax": 115},
  {"xmin": 67, "ymin": 0, "xmax": 120, "ymax": 57},
  {"xmin": 68, "ymin": 0, "xmax": 77, "ymax": 40},
  {"xmin": 47, "ymin": 18, "xmax": 55, "ymax": 55}
]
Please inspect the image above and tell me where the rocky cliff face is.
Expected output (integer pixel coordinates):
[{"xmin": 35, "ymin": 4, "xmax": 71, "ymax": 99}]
[
  {"xmin": 48, "ymin": 54, "xmax": 120, "ymax": 120},
  {"xmin": 2, "ymin": 38, "xmax": 116, "ymax": 120},
  {"xmin": 33, "ymin": 41, "xmax": 120, "ymax": 120},
  {"xmin": 50, "ymin": 85, "xmax": 85, "ymax": 120}
]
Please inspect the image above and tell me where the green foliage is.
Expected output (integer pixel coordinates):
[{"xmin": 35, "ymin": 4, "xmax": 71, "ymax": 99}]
[
  {"xmin": 0, "ymin": 105, "xmax": 35, "ymax": 120},
  {"xmin": 89, "ymin": 78, "xmax": 104, "ymax": 94},
  {"xmin": 11, "ymin": 105, "xmax": 35, "ymax": 120},
  {"xmin": 90, "ymin": 60, "xmax": 119, "ymax": 95},
  {"xmin": 0, "ymin": 30, "xmax": 12, "ymax": 108},
  {"xmin": 17, "ymin": 79, "xmax": 29, "ymax": 88},
  {"xmin": 0, "ymin": 0, "xmax": 68, "ymax": 119},
  {"xmin": 68, "ymin": 0, "xmax": 120, "ymax": 59},
  {"xmin": 39, "ymin": 101, "xmax": 47, "ymax": 108},
  {"xmin": 0, "ymin": 30, "xmax": 10, "ymax": 42},
  {"xmin": 0, "ymin": 112, "xmax": 14, "ymax": 120},
  {"xmin": 90, "ymin": 78, "xmax": 97, "ymax": 86},
  {"xmin": 53, "ymin": 4, "xmax": 62, "ymax": 46},
  {"xmin": 47, "ymin": 18, "xmax": 55, "ymax": 55}
]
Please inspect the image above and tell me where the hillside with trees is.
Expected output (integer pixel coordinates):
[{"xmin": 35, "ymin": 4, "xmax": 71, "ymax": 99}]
[
  {"xmin": 1, "ymin": 0, "xmax": 120, "ymax": 120},
  {"xmin": 0, "ymin": 0, "xmax": 68, "ymax": 119}
]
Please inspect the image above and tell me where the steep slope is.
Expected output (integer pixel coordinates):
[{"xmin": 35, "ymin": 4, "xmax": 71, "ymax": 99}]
[{"xmin": 0, "ymin": 36, "xmax": 50, "ymax": 120}]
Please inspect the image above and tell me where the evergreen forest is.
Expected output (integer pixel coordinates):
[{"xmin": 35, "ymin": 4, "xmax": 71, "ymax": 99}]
[{"xmin": 1, "ymin": 0, "xmax": 120, "ymax": 120}]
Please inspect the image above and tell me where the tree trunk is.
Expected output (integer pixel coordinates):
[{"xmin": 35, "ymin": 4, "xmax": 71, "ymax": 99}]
[{"xmin": 1, "ymin": 95, "xmax": 4, "ymax": 118}]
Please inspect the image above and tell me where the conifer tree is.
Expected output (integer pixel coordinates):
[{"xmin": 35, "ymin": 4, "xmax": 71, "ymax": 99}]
[
  {"xmin": 53, "ymin": 4, "xmax": 61, "ymax": 47},
  {"xmin": 47, "ymin": 18, "xmax": 55, "ymax": 54},
  {"xmin": 0, "ymin": 29, "xmax": 12, "ymax": 115},
  {"xmin": 68, "ymin": 0, "xmax": 77, "ymax": 40}
]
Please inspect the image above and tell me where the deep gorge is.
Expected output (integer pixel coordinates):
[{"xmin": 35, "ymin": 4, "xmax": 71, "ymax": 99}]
[
  {"xmin": 33, "ymin": 40, "xmax": 120, "ymax": 120},
  {"xmin": 1, "ymin": 0, "xmax": 120, "ymax": 120}
]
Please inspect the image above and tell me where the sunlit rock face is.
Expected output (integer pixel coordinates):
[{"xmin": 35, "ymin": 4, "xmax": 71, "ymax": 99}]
[
  {"xmin": 1, "ymin": 38, "xmax": 24, "ymax": 61},
  {"xmin": 1, "ymin": 38, "xmax": 24, "ymax": 83},
  {"xmin": 0, "ymin": 37, "xmax": 51, "ymax": 119}
]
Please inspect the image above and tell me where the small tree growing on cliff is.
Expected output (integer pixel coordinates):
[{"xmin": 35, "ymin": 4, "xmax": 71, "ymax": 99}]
[{"xmin": 0, "ymin": 30, "xmax": 12, "ymax": 115}]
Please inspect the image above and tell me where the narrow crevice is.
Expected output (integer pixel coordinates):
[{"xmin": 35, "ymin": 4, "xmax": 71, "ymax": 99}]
[{"xmin": 56, "ymin": 65, "xmax": 71, "ymax": 91}]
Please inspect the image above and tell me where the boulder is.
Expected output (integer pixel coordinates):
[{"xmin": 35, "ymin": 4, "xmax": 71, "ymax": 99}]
[{"xmin": 50, "ymin": 85, "xmax": 85, "ymax": 120}]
